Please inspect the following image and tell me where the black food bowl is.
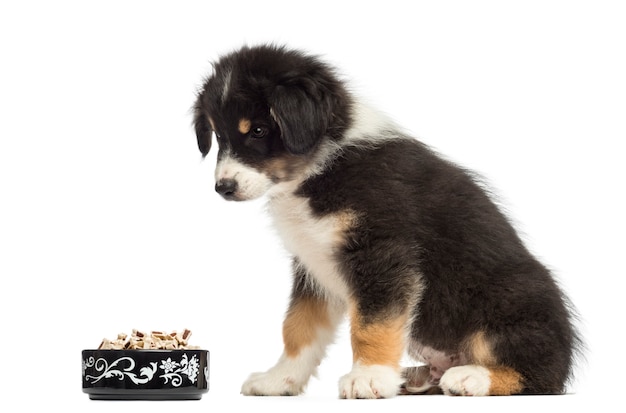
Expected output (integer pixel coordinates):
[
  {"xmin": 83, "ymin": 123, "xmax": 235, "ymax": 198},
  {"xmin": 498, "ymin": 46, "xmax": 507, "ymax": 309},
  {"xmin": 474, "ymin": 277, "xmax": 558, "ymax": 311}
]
[{"xmin": 82, "ymin": 349, "xmax": 209, "ymax": 400}]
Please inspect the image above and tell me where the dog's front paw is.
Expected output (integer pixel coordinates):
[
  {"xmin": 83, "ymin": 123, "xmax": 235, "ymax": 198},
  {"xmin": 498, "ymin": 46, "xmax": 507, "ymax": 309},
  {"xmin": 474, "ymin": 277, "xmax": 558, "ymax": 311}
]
[
  {"xmin": 241, "ymin": 370, "xmax": 306, "ymax": 396},
  {"xmin": 338, "ymin": 363, "xmax": 404, "ymax": 399},
  {"xmin": 439, "ymin": 365, "xmax": 491, "ymax": 396}
]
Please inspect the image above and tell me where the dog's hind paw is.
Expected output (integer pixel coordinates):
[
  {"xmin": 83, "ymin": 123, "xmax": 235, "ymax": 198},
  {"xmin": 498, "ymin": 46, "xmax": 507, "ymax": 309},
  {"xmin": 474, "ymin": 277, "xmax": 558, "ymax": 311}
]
[
  {"xmin": 439, "ymin": 365, "xmax": 491, "ymax": 396},
  {"xmin": 338, "ymin": 363, "xmax": 404, "ymax": 399}
]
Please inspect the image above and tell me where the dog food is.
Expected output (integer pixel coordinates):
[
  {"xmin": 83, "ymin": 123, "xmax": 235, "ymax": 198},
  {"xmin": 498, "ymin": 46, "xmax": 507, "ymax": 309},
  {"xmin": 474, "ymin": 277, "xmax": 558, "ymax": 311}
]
[{"xmin": 97, "ymin": 328, "xmax": 200, "ymax": 350}]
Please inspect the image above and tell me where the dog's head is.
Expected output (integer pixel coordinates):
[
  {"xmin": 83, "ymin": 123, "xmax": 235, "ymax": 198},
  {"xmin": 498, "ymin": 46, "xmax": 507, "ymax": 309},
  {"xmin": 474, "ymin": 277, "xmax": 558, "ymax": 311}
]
[{"xmin": 193, "ymin": 45, "xmax": 351, "ymax": 201}]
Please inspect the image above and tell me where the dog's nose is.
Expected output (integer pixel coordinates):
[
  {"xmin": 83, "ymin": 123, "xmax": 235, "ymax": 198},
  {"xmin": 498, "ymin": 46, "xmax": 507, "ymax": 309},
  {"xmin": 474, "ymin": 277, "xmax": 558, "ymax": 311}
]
[{"xmin": 215, "ymin": 179, "xmax": 238, "ymax": 200}]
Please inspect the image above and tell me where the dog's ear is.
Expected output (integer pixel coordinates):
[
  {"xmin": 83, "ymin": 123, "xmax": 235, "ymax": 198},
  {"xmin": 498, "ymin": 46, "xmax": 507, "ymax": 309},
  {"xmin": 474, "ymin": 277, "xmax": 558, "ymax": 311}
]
[
  {"xmin": 269, "ymin": 83, "xmax": 333, "ymax": 155},
  {"xmin": 194, "ymin": 108, "xmax": 212, "ymax": 158}
]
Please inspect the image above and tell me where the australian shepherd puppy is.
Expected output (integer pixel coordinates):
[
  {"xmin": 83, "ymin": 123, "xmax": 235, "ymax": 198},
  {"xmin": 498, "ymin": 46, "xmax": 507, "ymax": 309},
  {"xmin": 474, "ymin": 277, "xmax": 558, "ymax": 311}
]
[{"xmin": 193, "ymin": 44, "xmax": 580, "ymax": 398}]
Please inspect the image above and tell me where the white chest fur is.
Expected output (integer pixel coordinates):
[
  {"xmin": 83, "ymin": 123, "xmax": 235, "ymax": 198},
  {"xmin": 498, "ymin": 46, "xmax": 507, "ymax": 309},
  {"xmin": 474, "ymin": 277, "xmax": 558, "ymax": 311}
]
[{"xmin": 267, "ymin": 191, "xmax": 352, "ymax": 302}]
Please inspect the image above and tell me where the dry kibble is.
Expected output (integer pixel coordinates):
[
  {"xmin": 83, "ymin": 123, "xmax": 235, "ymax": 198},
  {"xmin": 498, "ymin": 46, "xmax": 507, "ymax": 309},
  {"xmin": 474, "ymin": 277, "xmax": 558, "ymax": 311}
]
[{"xmin": 97, "ymin": 329, "xmax": 200, "ymax": 350}]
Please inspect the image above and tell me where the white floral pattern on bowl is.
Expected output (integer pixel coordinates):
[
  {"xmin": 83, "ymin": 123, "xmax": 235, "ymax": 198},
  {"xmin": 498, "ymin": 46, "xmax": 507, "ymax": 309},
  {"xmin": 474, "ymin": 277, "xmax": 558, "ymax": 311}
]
[
  {"xmin": 82, "ymin": 349, "xmax": 209, "ymax": 400},
  {"xmin": 83, "ymin": 353, "xmax": 202, "ymax": 387}
]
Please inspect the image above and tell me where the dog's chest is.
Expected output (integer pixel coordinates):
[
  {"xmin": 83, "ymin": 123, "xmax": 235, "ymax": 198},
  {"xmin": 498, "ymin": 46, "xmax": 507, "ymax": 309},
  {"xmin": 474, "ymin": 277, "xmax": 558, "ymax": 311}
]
[{"xmin": 268, "ymin": 193, "xmax": 352, "ymax": 300}]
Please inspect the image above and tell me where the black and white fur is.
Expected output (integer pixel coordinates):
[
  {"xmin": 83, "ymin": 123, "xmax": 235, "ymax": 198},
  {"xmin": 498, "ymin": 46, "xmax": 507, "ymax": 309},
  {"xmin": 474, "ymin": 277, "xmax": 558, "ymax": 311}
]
[{"xmin": 193, "ymin": 44, "xmax": 580, "ymax": 398}]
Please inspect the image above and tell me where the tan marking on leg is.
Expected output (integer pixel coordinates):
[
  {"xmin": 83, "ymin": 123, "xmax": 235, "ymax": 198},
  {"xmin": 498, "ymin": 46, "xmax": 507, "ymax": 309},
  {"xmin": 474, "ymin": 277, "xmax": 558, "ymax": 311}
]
[
  {"xmin": 488, "ymin": 366, "xmax": 524, "ymax": 395},
  {"xmin": 238, "ymin": 118, "xmax": 251, "ymax": 134},
  {"xmin": 466, "ymin": 331, "xmax": 496, "ymax": 366},
  {"xmin": 349, "ymin": 306, "xmax": 407, "ymax": 369},
  {"xmin": 208, "ymin": 117, "xmax": 216, "ymax": 131},
  {"xmin": 283, "ymin": 297, "xmax": 330, "ymax": 358}
]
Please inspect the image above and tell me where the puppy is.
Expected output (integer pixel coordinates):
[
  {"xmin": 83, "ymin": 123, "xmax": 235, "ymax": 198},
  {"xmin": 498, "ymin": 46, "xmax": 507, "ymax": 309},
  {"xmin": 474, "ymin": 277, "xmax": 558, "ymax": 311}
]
[{"xmin": 193, "ymin": 44, "xmax": 580, "ymax": 398}]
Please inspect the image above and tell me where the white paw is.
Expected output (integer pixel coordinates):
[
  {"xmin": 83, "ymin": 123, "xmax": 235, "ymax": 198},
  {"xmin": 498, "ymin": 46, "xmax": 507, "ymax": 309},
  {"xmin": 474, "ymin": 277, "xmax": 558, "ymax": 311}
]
[
  {"xmin": 241, "ymin": 350, "xmax": 320, "ymax": 396},
  {"xmin": 439, "ymin": 365, "xmax": 491, "ymax": 396},
  {"xmin": 241, "ymin": 370, "xmax": 306, "ymax": 396},
  {"xmin": 338, "ymin": 363, "xmax": 404, "ymax": 399},
  {"xmin": 401, "ymin": 365, "xmax": 436, "ymax": 394}
]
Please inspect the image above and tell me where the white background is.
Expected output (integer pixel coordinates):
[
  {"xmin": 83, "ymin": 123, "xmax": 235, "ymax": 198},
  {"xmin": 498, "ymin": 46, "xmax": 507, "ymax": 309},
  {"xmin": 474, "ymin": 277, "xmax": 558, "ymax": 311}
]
[{"xmin": 1, "ymin": 1, "xmax": 624, "ymax": 411}]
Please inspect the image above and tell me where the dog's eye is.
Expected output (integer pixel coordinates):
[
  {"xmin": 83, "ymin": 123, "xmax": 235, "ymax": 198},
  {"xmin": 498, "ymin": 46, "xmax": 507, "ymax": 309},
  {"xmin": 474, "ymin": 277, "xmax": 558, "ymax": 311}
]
[{"xmin": 251, "ymin": 126, "xmax": 268, "ymax": 139}]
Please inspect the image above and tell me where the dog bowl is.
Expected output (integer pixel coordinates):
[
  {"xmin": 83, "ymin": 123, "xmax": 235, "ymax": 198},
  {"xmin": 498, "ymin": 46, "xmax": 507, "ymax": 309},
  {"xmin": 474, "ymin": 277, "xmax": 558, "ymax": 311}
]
[{"xmin": 82, "ymin": 349, "xmax": 209, "ymax": 400}]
